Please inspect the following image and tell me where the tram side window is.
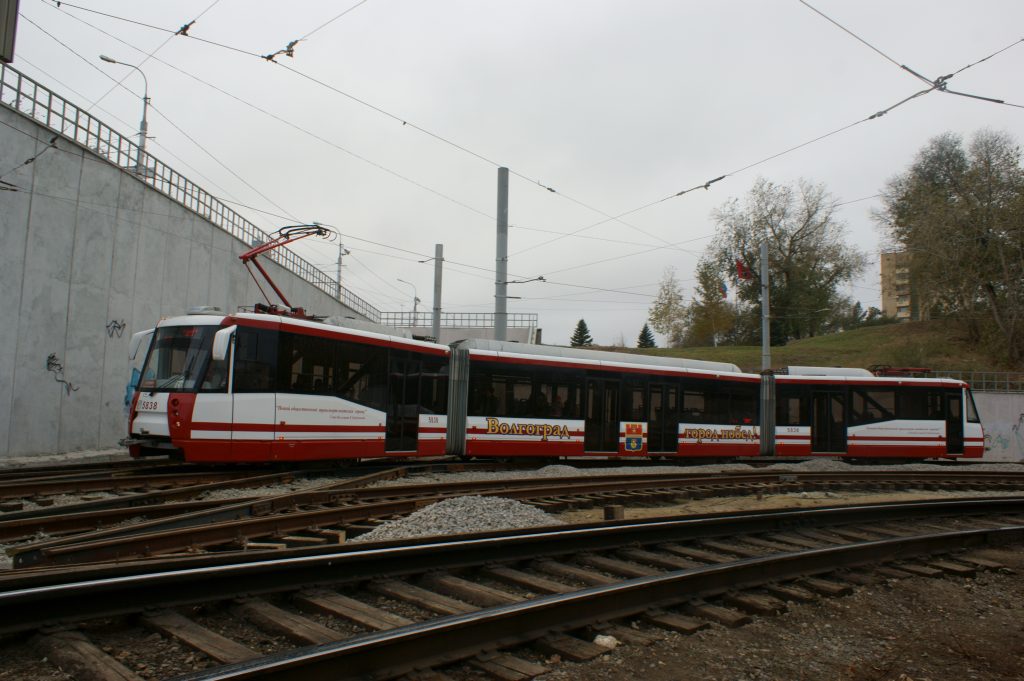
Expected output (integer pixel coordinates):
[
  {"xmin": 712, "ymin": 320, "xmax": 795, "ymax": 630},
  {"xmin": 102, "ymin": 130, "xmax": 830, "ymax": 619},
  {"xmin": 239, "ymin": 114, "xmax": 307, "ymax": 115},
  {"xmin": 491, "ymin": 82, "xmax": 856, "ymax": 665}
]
[
  {"xmin": 622, "ymin": 382, "xmax": 645, "ymax": 421},
  {"xmin": 281, "ymin": 333, "xmax": 336, "ymax": 394},
  {"xmin": 897, "ymin": 389, "xmax": 943, "ymax": 420},
  {"xmin": 777, "ymin": 396, "xmax": 802, "ymax": 426},
  {"xmin": 233, "ymin": 327, "xmax": 278, "ymax": 392},
  {"xmin": 419, "ymin": 357, "xmax": 449, "ymax": 414},
  {"xmin": 336, "ymin": 341, "xmax": 387, "ymax": 410},
  {"xmin": 551, "ymin": 383, "xmax": 582, "ymax": 419},
  {"xmin": 850, "ymin": 389, "xmax": 896, "ymax": 425},
  {"xmin": 510, "ymin": 377, "xmax": 535, "ymax": 417},
  {"xmin": 469, "ymin": 366, "xmax": 583, "ymax": 419},
  {"xmin": 468, "ymin": 371, "xmax": 500, "ymax": 416},
  {"xmin": 729, "ymin": 384, "xmax": 758, "ymax": 424},
  {"xmin": 681, "ymin": 388, "xmax": 708, "ymax": 423}
]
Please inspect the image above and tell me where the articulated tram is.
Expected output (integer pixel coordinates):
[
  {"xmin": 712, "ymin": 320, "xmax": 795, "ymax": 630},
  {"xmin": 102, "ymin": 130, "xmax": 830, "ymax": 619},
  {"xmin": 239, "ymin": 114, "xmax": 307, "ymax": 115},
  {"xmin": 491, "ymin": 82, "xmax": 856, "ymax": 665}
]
[{"xmin": 126, "ymin": 310, "xmax": 985, "ymax": 463}]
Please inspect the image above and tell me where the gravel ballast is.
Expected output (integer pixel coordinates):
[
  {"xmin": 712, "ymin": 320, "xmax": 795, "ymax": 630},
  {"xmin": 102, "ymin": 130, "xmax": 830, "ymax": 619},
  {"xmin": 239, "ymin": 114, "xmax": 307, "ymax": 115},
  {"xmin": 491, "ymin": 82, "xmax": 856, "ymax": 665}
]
[{"xmin": 352, "ymin": 495, "xmax": 561, "ymax": 543}]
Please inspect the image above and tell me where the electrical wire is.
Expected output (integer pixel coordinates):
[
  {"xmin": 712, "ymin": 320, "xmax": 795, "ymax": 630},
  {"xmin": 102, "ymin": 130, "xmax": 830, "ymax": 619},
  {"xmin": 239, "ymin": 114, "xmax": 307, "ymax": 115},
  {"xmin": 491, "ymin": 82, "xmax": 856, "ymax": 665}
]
[
  {"xmin": 38, "ymin": 1, "xmax": 497, "ymax": 222},
  {"xmin": 20, "ymin": 13, "xmax": 306, "ymax": 227},
  {"xmin": 511, "ymin": 223, "xmax": 703, "ymax": 253},
  {"xmin": 299, "ymin": 0, "xmax": 374, "ymax": 41},
  {"xmin": 11, "ymin": 54, "xmax": 252, "ymax": 204},
  {"xmin": 42, "ymin": 0, "xmax": 694, "ymax": 250},
  {"xmin": 87, "ymin": 0, "xmax": 224, "ymax": 112},
  {"xmin": 798, "ymin": 1, "xmax": 1024, "ymax": 107},
  {"xmin": 796, "ymin": 0, "xmax": 925, "ymax": 82}
]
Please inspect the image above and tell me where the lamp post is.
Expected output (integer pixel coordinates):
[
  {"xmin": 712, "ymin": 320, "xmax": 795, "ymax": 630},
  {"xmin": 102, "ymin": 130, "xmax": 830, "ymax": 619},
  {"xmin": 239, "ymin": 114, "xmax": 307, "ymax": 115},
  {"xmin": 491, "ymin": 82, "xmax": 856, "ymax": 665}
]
[
  {"xmin": 397, "ymin": 278, "xmax": 420, "ymax": 322},
  {"xmin": 99, "ymin": 54, "xmax": 150, "ymax": 174}
]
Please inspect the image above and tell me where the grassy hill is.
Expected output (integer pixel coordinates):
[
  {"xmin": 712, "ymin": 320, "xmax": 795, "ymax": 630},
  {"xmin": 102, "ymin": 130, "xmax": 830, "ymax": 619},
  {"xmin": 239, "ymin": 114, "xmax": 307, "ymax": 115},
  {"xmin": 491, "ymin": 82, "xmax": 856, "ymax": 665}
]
[{"xmin": 606, "ymin": 321, "xmax": 1010, "ymax": 373}]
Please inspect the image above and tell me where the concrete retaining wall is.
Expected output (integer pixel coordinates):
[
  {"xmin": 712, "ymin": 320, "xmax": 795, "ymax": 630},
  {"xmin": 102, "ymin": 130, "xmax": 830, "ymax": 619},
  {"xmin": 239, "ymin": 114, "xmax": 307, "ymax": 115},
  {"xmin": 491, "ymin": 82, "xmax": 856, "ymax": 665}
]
[
  {"xmin": 0, "ymin": 104, "xmax": 368, "ymax": 458},
  {"xmin": 975, "ymin": 392, "xmax": 1024, "ymax": 462}
]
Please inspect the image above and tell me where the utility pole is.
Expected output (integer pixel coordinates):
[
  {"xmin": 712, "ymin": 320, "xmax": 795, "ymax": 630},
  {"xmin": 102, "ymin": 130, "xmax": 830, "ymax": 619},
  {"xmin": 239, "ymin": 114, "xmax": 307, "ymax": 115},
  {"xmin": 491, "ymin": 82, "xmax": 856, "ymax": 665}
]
[
  {"xmin": 495, "ymin": 167, "xmax": 509, "ymax": 342},
  {"xmin": 431, "ymin": 243, "xmax": 443, "ymax": 342},
  {"xmin": 335, "ymin": 243, "xmax": 349, "ymax": 301},
  {"xmin": 760, "ymin": 241, "xmax": 771, "ymax": 370}
]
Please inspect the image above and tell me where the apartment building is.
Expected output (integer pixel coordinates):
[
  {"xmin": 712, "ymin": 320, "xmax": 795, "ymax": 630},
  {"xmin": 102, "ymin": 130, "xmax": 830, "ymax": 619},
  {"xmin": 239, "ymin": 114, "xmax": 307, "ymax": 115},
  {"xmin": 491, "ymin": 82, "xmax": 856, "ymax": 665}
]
[{"xmin": 880, "ymin": 250, "xmax": 922, "ymax": 321}]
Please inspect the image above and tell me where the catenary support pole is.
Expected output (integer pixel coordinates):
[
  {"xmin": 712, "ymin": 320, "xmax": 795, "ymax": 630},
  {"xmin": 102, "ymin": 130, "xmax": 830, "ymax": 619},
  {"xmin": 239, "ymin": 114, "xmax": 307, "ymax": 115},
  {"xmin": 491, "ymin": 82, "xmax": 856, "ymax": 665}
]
[
  {"xmin": 495, "ymin": 167, "xmax": 509, "ymax": 342},
  {"xmin": 432, "ymin": 243, "xmax": 443, "ymax": 342},
  {"xmin": 342, "ymin": 242, "xmax": 350, "ymax": 299},
  {"xmin": 760, "ymin": 240, "xmax": 770, "ymax": 371}
]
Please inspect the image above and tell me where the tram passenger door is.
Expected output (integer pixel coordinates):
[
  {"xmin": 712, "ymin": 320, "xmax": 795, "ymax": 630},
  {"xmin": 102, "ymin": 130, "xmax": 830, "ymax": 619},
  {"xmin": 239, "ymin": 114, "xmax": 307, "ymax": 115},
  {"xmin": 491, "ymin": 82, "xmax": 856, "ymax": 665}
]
[
  {"xmin": 945, "ymin": 392, "xmax": 964, "ymax": 455},
  {"xmin": 585, "ymin": 379, "xmax": 619, "ymax": 452},
  {"xmin": 386, "ymin": 355, "xmax": 419, "ymax": 452},
  {"xmin": 811, "ymin": 390, "xmax": 847, "ymax": 454},
  {"xmin": 648, "ymin": 383, "xmax": 677, "ymax": 453}
]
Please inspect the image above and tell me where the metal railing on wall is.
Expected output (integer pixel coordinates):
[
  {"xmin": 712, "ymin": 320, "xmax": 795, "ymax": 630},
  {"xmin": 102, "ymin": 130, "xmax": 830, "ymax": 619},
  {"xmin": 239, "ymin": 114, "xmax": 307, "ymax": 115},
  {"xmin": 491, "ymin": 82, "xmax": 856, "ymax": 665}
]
[
  {"xmin": 0, "ymin": 63, "xmax": 381, "ymax": 323},
  {"xmin": 380, "ymin": 311, "xmax": 539, "ymax": 329},
  {"xmin": 931, "ymin": 371, "xmax": 1024, "ymax": 394}
]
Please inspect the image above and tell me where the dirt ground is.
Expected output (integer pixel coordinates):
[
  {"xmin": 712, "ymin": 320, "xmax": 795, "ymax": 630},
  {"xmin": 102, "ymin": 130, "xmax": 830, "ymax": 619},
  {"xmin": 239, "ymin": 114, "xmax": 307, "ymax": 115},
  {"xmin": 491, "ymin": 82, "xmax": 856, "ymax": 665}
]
[{"xmin": 505, "ymin": 545, "xmax": 1024, "ymax": 681}]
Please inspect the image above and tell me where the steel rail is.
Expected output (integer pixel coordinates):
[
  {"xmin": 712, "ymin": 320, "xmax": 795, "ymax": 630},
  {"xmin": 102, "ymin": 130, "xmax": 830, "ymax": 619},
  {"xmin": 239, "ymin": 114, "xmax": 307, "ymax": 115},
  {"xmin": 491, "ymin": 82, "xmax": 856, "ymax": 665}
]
[
  {"xmin": 1, "ymin": 497, "xmax": 1022, "ymax": 634},
  {"xmin": 8, "ymin": 492, "xmax": 1022, "ymax": 588},
  {"xmin": 9, "ymin": 470, "xmax": 1024, "ymax": 567},
  {"xmin": 0, "ymin": 458, "xmax": 174, "ymax": 482},
  {"xmin": 0, "ymin": 470, "xmax": 289, "ymax": 500},
  {"xmin": 0, "ymin": 470, "xmax": 310, "ymax": 520},
  {"xmin": 181, "ymin": 524, "xmax": 1024, "ymax": 681},
  {"xmin": 0, "ymin": 459, "xmax": 515, "ymax": 520}
]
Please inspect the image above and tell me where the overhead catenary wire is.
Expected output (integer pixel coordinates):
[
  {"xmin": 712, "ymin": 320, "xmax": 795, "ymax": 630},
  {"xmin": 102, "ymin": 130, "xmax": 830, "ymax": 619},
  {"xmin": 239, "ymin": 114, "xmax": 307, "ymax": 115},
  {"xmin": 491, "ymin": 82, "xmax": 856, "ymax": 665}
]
[
  {"xmin": 39, "ymin": 0, "xmax": 1024, "ymax": 271},
  {"xmin": 37, "ymin": 1, "xmax": 497, "ymax": 223},
  {"xmin": 514, "ymin": 35, "xmax": 1024, "ymax": 257},
  {"xmin": 10, "ymin": 54, "xmax": 258, "ymax": 207},
  {"xmin": 86, "ymin": 0, "xmax": 224, "ymax": 112},
  {"xmin": 20, "ymin": 13, "xmax": 306, "ymax": 229},
  {"xmin": 22, "ymin": 1, "xmax": 1015, "ymax": 323},
  {"xmin": 41, "ymin": 0, "xmax": 692, "ymax": 251},
  {"xmin": 797, "ymin": 1, "xmax": 1024, "ymax": 107}
]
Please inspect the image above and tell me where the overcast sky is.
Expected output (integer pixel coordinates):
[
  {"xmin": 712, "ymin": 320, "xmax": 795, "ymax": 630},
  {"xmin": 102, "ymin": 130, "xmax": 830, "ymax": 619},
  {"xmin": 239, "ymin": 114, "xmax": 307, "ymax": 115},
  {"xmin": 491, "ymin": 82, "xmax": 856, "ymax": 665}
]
[{"xmin": 9, "ymin": 1, "xmax": 1024, "ymax": 345}]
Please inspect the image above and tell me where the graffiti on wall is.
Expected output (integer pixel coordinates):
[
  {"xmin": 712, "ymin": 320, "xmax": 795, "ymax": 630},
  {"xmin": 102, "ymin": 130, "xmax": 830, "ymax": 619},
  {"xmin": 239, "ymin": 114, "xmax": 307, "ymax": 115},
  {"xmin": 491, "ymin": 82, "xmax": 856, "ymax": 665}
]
[
  {"xmin": 106, "ymin": 319, "xmax": 126, "ymax": 338},
  {"xmin": 983, "ymin": 411, "xmax": 1024, "ymax": 461},
  {"xmin": 46, "ymin": 353, "xmax": 78, "ymax": 395}
]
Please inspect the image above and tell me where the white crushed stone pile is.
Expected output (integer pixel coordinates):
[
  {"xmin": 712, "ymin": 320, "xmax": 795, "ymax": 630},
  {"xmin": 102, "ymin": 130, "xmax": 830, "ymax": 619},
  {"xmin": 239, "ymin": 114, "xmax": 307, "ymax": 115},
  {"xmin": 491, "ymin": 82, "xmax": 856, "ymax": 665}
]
[{"xmin": 352, "ymin": 495, "xmax": 560, "ymax": 543}]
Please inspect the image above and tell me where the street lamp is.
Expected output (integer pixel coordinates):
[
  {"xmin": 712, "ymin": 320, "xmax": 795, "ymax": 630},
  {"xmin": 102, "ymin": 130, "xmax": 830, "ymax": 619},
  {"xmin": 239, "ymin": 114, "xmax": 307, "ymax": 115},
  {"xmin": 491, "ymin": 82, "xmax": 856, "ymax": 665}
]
[
  {"xmin": 99, "ymin": 54, "xmax": 150, "ymax": 174},
  {"xmin": 397, "ymin": 278, "xmax": 420, "ymax": 319}
]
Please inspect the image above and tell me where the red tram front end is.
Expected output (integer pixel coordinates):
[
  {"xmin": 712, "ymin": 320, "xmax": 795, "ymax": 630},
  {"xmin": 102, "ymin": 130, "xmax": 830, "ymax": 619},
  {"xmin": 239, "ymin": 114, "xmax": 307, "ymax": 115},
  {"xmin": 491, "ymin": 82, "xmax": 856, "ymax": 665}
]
[{"xmin": 127, "ymin": 313, "xmax": 449, "ymax": 462}]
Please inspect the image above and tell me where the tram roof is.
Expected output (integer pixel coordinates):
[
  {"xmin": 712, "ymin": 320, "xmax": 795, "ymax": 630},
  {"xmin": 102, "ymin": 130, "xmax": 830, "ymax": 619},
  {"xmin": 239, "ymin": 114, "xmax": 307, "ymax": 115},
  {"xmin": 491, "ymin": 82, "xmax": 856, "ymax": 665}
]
[{"xmin": 453, "ymin": 339, "xmax": 742, "ymax": 374}]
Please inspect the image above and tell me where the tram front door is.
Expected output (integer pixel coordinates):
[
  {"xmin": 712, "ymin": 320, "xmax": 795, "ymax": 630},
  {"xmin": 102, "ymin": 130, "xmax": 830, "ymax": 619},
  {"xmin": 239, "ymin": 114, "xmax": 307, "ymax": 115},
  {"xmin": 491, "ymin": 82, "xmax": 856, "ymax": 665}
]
[{"xmin": 946, "ymin": 392, "xmax": 964, "ymax": 455}]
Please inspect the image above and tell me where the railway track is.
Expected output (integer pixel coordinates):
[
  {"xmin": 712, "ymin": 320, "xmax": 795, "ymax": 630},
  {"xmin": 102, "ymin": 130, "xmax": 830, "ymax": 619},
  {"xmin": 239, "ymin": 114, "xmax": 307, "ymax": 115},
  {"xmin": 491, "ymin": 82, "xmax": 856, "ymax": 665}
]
[
  {"xmin": 5, "ymin": 469, "xmax": 1024, "ymax": 569},
  {"xmin": 0, "ymin": 497, "xmax": 1020, "ymax": 680}
]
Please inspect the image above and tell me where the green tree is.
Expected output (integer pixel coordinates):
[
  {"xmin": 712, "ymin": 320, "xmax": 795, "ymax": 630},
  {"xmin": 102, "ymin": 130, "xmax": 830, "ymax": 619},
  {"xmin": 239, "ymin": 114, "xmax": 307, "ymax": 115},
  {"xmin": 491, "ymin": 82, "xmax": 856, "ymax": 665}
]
[
  {"xmin": 708, "ymin": 178, "xmax": 868, "ymax": 343},
  {"xmin": 570, "ymin": 319, "xmax": 594, "ymax": 347},
  {"xmin": 877, "ymin": 130, "xmax": 1024, "ymax": 363},
  {"xmin": 682, "ymin": 259, "xmax": 737, "ymax": 346},
  {"xmin": 636, "ymin": 323, "xmax": 656, "ymax": 348},
  {"xmin": 647, "ymin": 267, "xmax": 686, "ymax": 347}
]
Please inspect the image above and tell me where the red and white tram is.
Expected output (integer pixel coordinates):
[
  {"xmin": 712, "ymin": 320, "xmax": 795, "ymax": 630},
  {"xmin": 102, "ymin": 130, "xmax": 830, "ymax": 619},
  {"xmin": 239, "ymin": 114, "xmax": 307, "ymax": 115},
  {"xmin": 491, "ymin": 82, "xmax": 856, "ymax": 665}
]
[
  {"xmin": 126, "ymin": 311, "xmax": 985, "ymax": 463},
  {"xmin": 128, "ymin": 311, "xmax": 449, "ymax": 462}
]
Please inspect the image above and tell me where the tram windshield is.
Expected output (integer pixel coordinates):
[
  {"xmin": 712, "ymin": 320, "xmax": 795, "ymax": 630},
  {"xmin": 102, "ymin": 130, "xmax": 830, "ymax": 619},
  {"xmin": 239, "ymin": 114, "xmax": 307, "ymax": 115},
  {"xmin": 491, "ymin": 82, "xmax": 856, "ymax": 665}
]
[{"xmin": 139, "ymin": 326, "xmax": 215, "ymax": 392}]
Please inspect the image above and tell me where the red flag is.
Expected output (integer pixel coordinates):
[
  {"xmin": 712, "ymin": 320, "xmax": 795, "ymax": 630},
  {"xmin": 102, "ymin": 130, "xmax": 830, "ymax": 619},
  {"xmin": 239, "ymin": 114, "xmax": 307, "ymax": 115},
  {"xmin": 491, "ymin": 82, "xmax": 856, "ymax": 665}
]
[{"xmin": 735, "ymin": 259, "xmax": 753, "ymax": 281}]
